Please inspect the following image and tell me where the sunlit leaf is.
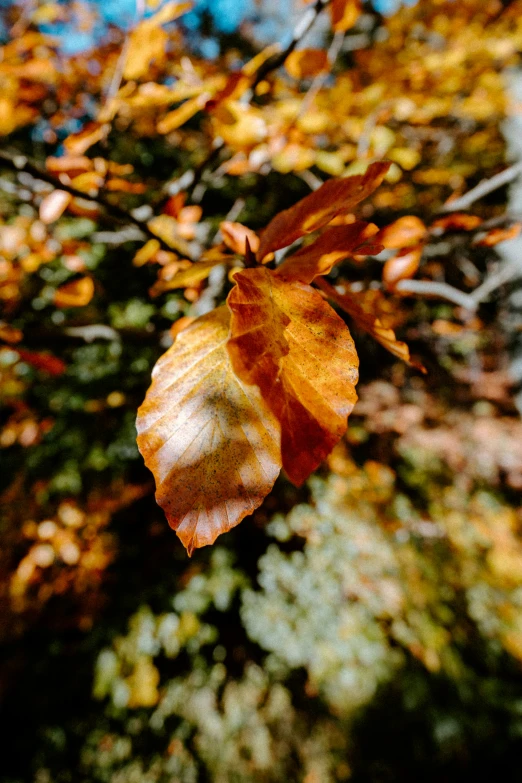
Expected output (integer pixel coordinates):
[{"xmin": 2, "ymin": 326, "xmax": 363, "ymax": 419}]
[
  {"xmin": 257, "ymin": 162, "xmax": 390, "ymax": 260},
  {"xmin": 378, "ymin": 216, "xmax": 427, "ymax": 249},
  {"xmin": 285, "ymin": 49, "xmax": 329, "ymax": 79},
  {"xmin": 474, "ymin": 223, "xmax": 522, "ymax": 247},
  {"xmin": 275, "ymin": 222, "xmax": 381, "ymax": 284},
  {"xmin": 136, "ymin": 306, "xmax": 281, "ymax": 554},
  {"xmin": 383, "ymin": 245, "xmax": 423, "ymax": 290},
  {"xmin": 149, "ymin": 260, "xmax": 221, "ymax": 295},
  {"xmin": 39, "ymin": 190, "xmax": 72, "ymax": 224},
  {"xmin": 63, "ymin": 122, "xmax": 108, "ymax": 155},
  {"xmin": 317, "ymin": 278, "xmax": 426, "ymax": 372},
  {"xmin": 227, "ymin": 267, "xmax": 359, "ymax": 485},
  {"xmin": 54, "ymin": 277, "xmax": 95, "ymax": 308},
  {"xmin": 330, "ymin": 0, "xmax": 361, "ymax": 32},
  {"xmin": 124, "ymin": 2, "xmax": 192, "ymax": 81},
  {"xmin": 220, "ymin": 221, "xmax": 260, "ymax": 255}
]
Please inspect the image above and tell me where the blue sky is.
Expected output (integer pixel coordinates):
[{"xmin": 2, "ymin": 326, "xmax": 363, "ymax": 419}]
[{"xmin": 2, "ymin": 0, "xmax": 419, "ymax": 55}]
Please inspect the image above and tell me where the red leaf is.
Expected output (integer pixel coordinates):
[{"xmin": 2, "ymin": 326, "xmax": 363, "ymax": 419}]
[
  {"xmin": 227, "ymin": 267, "xmax": 359, "ymax": 485},
  {"xmin": 274, "ymin": 222, "xmax": 381, "ymax": 284},
  {"xmin": 257, "ymin": 161, "xmax": 390, "ymax": 260}
]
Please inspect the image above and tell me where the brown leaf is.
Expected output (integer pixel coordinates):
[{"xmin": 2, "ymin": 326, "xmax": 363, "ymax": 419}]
[
  {"xmin": 227, "ymin": 267, "xmax": 359, "ymax": 485},
  {"xmin": 16, "ymin": 348, "xmax": 66, "ymax": 376},
  {"xmin": 54, "ymin": 277, "xmax": 95, "ymax": 308},
  {"xmin": 431, "ymin": 213, "xmax": 482, "ymax": 232},
  {"xmin": 330, "ymin": 0, "xmax": 361, "ymax": 32},
  {"xmin": 474, "ymin": 223, "xmax": 522, "ymax": 247},
  {"xmin": 275, "ymin": 222, "xmax": 381, "ymax": 284},
  {"xmin": 63, "ymin": 122, "xmax": 108, "ymax": 156},
  {"xmin": 257, "ymin": 161, "xmax": 390, "ymax": 260},
  {"xmin": 383, "ymin": 244, "xmax": 423, "ymax": 290},
  {"xmin": 285, "ymin": 49, "xmax": 329, "ymax": 80},
  {"xmin": 317, "ymin": 278, "xmax": 426, "ymax": 372},
  {"xmin": 220, "ymin": 221, "xmax": 260, "ymax": 255},
  {"xmin": 39, "ymin": 190, "xmax": 72, "ymax": 224},
  {"xmin": 136, "ymin": 306, "xmax": 281, "ymax": 554},
  {"xmin": 377, "ymin": 216, "xmax": 427, "ymax": 249}
]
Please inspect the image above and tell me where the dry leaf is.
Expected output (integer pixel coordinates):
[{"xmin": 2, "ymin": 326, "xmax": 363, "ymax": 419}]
[
  {"xmin": 317, "ymin": 278, "xmax": 426, "ymax": 372},
  {"xmin": 285, "ymin": 49, "xmax": 329, "ymax": 79},
  {"xmin": 136, "ymin": 306, "xmax": 281, "ymax": 554},
  {"xmin": 16, "ymin": 348, "xmax": 66, "ymax": 376},
  {"xmin": 330, "ymin": 0, "xmax": 361, "ymax": 32},
  {"xmin": 227, "ymin": 267, "xmax": 359, "ymax": 485},
  {"xmin": 431, "ymin": 213, "xmax": 482, "ymax": 232},
  {"xmin": 377, "ymin": 216, "xmax": 427, "ymax": 249},
  {"xmin": 124, "ymin": 2, "xmax": 192, "ymax": 81},
  {"xmin": 149, "ymin": 260, "xmax": 221, "ymax": 296},
  {"xmin": 257, "ymin": 161, "xmax": 390, "ymax": 260},
  {"xmin": 383, "ymin": 244, "xmax": 423, "ymax": 290},
  {"xmin": 275, "ymin": 222, "xmax": 381, "ymax": 284},
  {"xmin": 39, "ymin": 190, "xmax": 72, "ymax": 224},
  {"xmin": 474, "ymin": 223, "xmax": 522, "ymax": 247},
  {"xmin": 63, "ymin": 122, "xmax": 108, "ymax": 155},
  {"xmin": 220, "ymin": 221, "xmax": 260, "ymax": 255},
  {"xmin": 54, "ymin": 276, "xmax": 95, "ymax": 308}
]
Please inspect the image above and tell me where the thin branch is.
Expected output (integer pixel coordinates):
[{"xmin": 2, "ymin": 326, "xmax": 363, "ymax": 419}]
[
  {"xmin": 297, "ymin": 29, "xmax": 345, "ymax": 119},
  {"xmin": 440, "ymin": 161, "xmax": 522, "ymax": 213},
  {"xmin": 252, "ymin": 0, "xmax": 332, "ymax": 88},
  {"xmin": 0, "ymin": 149, "xmax": 197, "ymax": 260},
  {"xmin": 395, "ymin": 279, "xmax": 478, "ymax": 311}
]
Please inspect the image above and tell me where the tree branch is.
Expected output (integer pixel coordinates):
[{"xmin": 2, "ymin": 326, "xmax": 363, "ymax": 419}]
[
  {"xmin": 0, "ymin": 149, "xmax": 197, "ymax": 260},
  {"xmin": 440, "ymin": 161, "xmax": 522, "ymax": 213}
]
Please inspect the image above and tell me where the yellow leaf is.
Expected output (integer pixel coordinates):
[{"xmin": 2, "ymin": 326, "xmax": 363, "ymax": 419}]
[{"xmin": 136, "ymin": 307, "xmax": 281, "ymax": 553}]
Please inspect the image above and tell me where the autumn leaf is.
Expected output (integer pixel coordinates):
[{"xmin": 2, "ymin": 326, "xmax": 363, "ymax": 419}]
[
  {"xmin": 474, "ymin": 223, "xmax": 522, "ymax": 247},
  {"xmin": 257, "ymin": 161, "xmax": 390, "ymax": 260},
  {"xmin": 54, "ymin": 277, "xmax": 95, "ymax": 308},
  {"xmin": 285, "ymin": 49, "xmax": 329, "ymax": 80},
  {"xmin": 383, "ymin": 244, "xmax": 423, "ymax": 290},
  {"xmin": 377, "ymin": 216, "xmax": 427, "ymax": 249},
  {"xmin": 39, "ymin": 190, "xmax": 72, "ymax": 224},
  {"xmin": 16, "ymin": 348, "xmax": 66, "ymax": 376},
  {"xmin": 149, "ymin": 260, "xmax": 222, "ymax": 296},
  {"xmin": 220, "ymin": 221, "xmax": 260, "ymax": 255},
  {"xmin": 274, "ymin": 222, "xmax": 381, "ymax": 284},
  {"xmin": 330, "ymin": 0, "xmax": 361, "ymax": 32},
  {"xmin": 317, "ymin": 278, "xmax": 426, "ymax": 372},
  {"xmin": 124, "ymin": 2, "xmax": 192, "ymax": 81},
  {"xmin": 136, "ymin": 307, "xmax": 281, "ymax": 554},
  {"xmin": 227, "ymin": 267, "xmax": 359, "ymax": 485}
]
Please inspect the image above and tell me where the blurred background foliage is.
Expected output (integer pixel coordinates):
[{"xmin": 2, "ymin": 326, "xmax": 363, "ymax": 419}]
[{"xmin": 1, "ymin": 0, "xmax": 522, "ymax": 780}]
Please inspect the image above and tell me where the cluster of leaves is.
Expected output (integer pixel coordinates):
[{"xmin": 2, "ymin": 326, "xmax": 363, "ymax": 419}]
[{"xmin": 2, "ymin": 0, "xmax": 522, "ymax": 779}]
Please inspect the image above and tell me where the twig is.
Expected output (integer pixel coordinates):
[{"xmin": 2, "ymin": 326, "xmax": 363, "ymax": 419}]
[
  {"xmin": 0, "ymin": 149, "xmax": 197, "ymax": 260},
  {"xmin": 252, "ymin": 0, "xmax": 332, "ymax": 88},
  {"xmin": 395, "ymin": 279, "xmax": 478, "ymax": 311},
  {"xmin": 440, "ymin": 161, "xmax": 522, "ymax": 213},
  {"xmin": 297, "ymin": 29, "xmax": 345, "ymax": 119},
  {"xmin": 470, "ymin": 261, "xmax": 521, "ymax": 305}
]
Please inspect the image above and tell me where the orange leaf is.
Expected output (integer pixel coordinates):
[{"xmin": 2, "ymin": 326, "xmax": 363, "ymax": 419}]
[
  {"xmin": 330, "ymin": 0, "xmax": 361, "ymax": 32},
  {"xmin": 474, "ymin": 223, "xmax": 522, "ymax": 247},
  {"xmin": 220, "ymin": 221, "xmax": 260, "ymax": 255},
  {"xmin": 382, "ymin": 244, "xmax": 423, "ymax": 290},
  {"xmin": 317, "ymin": 278, "xmax": 426, "ymax": 372},
  {"xmin": 136, "ymin": 306, "xmax": 281, "ymax": 554},
  {"xmin": 39, "ymin": 190, "xmax": 72, "ymax": 224},
  {"xmin": 63, "ymin": 122, "xmax": 108, "ymax": 156},
  {"xmin": 275, "ymin": 222, "xmax": 381, "ymax": 284},
  {"xmin": 149, "ymin": 260, "xmax": 223, "ymax": 296},
  {"xmin": 285, "ymin": 49, "xmax": 329, "ymax": 80},
  {"xmin": 257, "ymin": 161, "xmax": 390, "ymax": 260},
  {"xmin": 227, "ymin": 267, "xmax": 359, "ymax": 485},
  {"xmin": 54, "ymin": 277, "xmax": 95, "ymax": 308},
  {"xmin": 377, "ymin": 216, "xmax": 427, "ymax": 249},
  {"xmin": 431, "ymin": 213, "xmax": 482, "ymax": 232}
]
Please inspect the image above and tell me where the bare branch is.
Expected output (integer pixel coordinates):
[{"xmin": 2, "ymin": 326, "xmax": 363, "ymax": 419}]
[
  {"xmin": 0, "ymin": 149, "xmax": 197, "ymax": 260},
  {"xmin": 440, "ymin": 161, "xmax": 522, "ymax": 213},
  {"xmin": 395, "ymin": 279, "xmax": 478, "ymax": 311}
]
